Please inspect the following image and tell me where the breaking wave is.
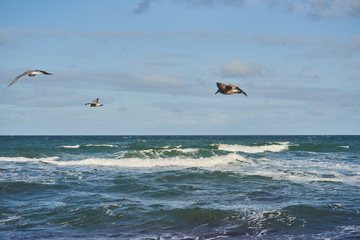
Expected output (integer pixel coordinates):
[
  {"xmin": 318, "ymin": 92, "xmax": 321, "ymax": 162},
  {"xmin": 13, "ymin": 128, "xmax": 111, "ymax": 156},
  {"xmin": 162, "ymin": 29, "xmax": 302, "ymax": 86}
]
[
  {"xmin": 0, "ymin": 154, "xmax": 245, "ymax": 169},
  {"xmin": 59, "ymin": 144, "xmax": 118, "ymax": 149},
  {"xmin": 58, "ymin": 145, "xmax": 80, "ymax": 149},
  {"xmin": 0, "ymin": 156, "xmax": 60, "ymax": 163},
  {"xmin": 85, "ymin": 144, "xmax": 118, "ymax": 148},
  {"xmin": 217, "ymin": 142, "xmax": 290, "ymax": 153},
  {"xmin": 41, "ymin": 153, "xmax": 243, "ymax": 168}
]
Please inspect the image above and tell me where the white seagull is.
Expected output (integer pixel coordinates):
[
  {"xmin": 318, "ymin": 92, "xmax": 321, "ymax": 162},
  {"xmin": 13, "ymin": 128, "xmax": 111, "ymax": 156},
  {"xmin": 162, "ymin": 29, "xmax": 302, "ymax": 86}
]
[
  {"xmin": 7, "ymin": 70, "xmax": 53, "ymax": 88},
  {"xmin": 85, "ymin": 98, "xmax": 103, "ymax": 107}
]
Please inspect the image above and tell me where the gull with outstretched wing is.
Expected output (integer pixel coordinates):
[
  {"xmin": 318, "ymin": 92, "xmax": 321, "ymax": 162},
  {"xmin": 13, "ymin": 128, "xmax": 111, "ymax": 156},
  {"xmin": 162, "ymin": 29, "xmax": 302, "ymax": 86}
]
[
  {"xmin": 85, "ymin": 98, "xmax": 103, "ymax": 107},
  {"xmin": 215, "ymin": 82, "xmax": 248, "ymax": 96},
  {"xmin": 7, "ymin": 70, "xmax": 53, "ymax": 88}
]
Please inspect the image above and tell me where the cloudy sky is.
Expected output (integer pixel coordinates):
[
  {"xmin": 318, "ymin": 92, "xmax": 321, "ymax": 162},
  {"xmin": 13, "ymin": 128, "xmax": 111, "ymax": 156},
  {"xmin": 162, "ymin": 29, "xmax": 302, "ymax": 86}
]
[{"xmin": 1, "ymin": 0, "xmax": 359, "ymax": 135}]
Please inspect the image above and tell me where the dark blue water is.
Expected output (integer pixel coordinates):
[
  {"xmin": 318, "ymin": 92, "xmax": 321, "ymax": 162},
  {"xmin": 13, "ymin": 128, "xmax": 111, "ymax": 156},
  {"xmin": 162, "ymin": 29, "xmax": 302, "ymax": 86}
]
[{"xmin": 1, "ymin": 135, "xmax": 359, "ymax": 239}]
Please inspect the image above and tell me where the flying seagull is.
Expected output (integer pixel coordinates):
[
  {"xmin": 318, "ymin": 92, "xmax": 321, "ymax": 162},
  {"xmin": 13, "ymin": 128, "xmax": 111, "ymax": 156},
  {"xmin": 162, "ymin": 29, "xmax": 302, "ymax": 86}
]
[
  {"xmin": 7, "ymin": 70, "xmax": 53, "ymax": 88},
  {"xmin": 215, "ymin": 82, "xmax": 248, "ymax": 96},
  {"xmin": 85, "ymin": 98, "xmax": 103, "ymax": 107}
]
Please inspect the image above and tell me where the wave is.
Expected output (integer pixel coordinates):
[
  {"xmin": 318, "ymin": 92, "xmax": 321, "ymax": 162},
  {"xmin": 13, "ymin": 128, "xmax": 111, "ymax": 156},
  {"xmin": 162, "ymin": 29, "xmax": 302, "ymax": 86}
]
[
  {"xmin": 59, "ymin": 144, "xmax": 118, "ymax": 149},
  {"xmin": 217, "ymin": 142, "xmax": 290, "ymax": 153},
  {"xmin": 136, "ymin": 147, "xmax": 198, "ymax": 156},
  {"xmin": 0, "ymin": 151, "xmax": 247, "ymax": 169},
  {"xmin": 162, "ymin": 145, "xmax": 199, "ymax": 153},
  {"xmin": 85, "ymin": 144, "xmax": 118, "ymax": 148},
  {"xmin": 58, "ymin": 145, "xmax": 80, "ymax": 149},
  {"xmin": 40, "ymin": 153, "xmax": 245, "ymax": 168},
  {"xmin": 0, "ymin": 156, "xmax": 59, "ymax": 162}
]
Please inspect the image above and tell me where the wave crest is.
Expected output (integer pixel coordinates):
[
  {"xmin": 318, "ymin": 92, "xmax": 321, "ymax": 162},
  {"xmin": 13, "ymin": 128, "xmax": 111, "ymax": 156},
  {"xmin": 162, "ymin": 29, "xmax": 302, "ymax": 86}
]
[
  {"xmin": 41, "ymin": 153, "xmax": 244, "ymax": 168},
  {"xmin": 0, "ymin": 156, "xmax": 60, "ymax": 162},
  {"xmin": 58, "ymin": 145, "xmax": 80, "ymax": 149},
  {"xmin": 217, "ymin": 142, "xmax": 290, "ymax": 153},
  {"xmin": 85, "ymin": 144, "xmax": 118, "ymax": 148}
]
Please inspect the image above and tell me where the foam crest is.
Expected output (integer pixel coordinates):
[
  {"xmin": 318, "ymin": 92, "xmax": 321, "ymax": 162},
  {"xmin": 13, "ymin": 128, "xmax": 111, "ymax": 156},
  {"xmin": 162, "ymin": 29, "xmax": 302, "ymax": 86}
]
[
  {"xmin": 85, "ymin": 144, "xmax": 118, "ymax": 148},
  {"xmin": 157, "ymin": 145, "xmax": 199, "ymax": 153},
  {"xmin": 237, "ymin": 158, "xmax": 360, "ymax": 186},
  {"xmin": 59, "ymin": 145, "xmax": 80, "ymax": 149},
  {"xmin": 0, "ymin": 156, "xmax": 60, "ymax": 163},
  {"xmin": 139, "ymin": 147, "xmax": 198, "ymax": 155},
  {"xmin": 173, "ymin": 148, "xmax": 198, "ymax": 153},
  {"xmin": 59, "ymin": 144, "xmax": 118, "ymax": 149},
  {"xmin": 41, "ymin": 153, "xmax": 244, "ymax": 169},
  {"xmin": 218, "ymin": 142, "xmax": 289, "ymax": 153}
]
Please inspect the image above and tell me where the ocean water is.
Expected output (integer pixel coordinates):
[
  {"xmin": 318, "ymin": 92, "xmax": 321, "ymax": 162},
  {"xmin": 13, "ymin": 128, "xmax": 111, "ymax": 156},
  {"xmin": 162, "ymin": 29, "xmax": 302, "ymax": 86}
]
[{"xmin": 0, "ymin": 135, "xmax": 359, "ymax": 239}]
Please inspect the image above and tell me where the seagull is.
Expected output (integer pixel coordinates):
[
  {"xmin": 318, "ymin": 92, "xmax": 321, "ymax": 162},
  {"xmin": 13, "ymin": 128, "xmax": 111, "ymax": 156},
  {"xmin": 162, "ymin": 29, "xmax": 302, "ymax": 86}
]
[
  {"xmin": 7, "ymin": 70, "xmax": 53, "ymax": 88},
  {"xmin": 215, "ymin": 82, "xmax": 248, "ymax": 96},
  {"xmin": 85, "ymin": 98, "xmax": 103, "ymax": 107}
]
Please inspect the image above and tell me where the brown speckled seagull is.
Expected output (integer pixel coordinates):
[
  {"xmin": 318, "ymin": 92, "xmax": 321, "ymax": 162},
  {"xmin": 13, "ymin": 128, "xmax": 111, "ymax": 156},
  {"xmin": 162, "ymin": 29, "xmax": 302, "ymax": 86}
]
[
  {"xmin": 215, "ymin": 82, "xmax": 248, "ymax": 96},
  {"xmin": 7, "ymin": 70, "xmax": 53, "ymax": 88},
  {"xmin": 85, "ymin": 98, "xmax": 103, "ymax": 107}
]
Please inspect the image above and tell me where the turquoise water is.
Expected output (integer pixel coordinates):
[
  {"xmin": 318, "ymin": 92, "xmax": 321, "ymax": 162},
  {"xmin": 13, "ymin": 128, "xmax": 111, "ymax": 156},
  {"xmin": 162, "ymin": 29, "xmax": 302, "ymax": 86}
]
[{"xmin": 1, "ymin": 135, "xmax": 359, "ymax": 239}]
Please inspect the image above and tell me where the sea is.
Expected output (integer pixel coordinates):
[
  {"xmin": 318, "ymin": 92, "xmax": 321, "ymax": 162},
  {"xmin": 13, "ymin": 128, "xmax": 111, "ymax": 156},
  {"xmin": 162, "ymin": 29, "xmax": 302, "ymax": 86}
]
[{"xmin": 0, "ymin": 135, "xmax": 359, "ymax": 239}]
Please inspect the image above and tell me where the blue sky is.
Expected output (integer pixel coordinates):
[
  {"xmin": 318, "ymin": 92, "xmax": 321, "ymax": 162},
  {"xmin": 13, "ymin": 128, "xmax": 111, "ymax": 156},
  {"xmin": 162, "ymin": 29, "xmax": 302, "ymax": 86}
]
[{"xmin": 1, "ymin": 0, "xmax": 359, "ymax": 135}]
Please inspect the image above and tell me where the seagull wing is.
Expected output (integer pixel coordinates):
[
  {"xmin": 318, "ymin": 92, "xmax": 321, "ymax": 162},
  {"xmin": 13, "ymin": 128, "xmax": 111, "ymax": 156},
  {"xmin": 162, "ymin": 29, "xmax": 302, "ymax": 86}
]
[
  {"xmin": 216, "ymin": 82, "xmax": 227, "ymax": 90},
  {"xmin": 7, "ymin": 70, "xmax": 31, "ymax": 88},
  {"xmin": 92, "ymin": 98, "xmax": 99, "ymax": 103},
  {"xmin": 36, "ymin": 70, "xmax": 53, "ymax": 75},
  {"xmin": 235, "ymin": 86, "xmax": 248, "ymax": 96}
]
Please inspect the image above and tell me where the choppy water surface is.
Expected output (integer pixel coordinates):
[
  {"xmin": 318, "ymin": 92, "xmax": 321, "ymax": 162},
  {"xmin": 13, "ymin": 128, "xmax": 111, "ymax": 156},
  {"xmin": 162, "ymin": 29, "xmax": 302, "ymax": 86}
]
[{"xmin": 1, "ymin": 135, "xmax": 359, "ymax": 239}]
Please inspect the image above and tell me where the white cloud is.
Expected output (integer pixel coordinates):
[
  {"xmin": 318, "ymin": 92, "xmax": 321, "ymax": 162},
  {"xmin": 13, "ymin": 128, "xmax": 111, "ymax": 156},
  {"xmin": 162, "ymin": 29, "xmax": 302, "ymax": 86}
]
[
  {"xmin": 132, "ymin": 0, "xmax": 154, "ymax": 14},
  {"xmin": 268, "ymin": 0, "xmax": 360, "ymax": 18},
  {"xmin": 3, "ymin": 27, "xmax": 356, "ymax": 57},
  {"xmin": 305, "ymin": 0, "xmax": 360, "ymax": 18},
  {"xmin": 132, "ymin": 0, "xmax": 360, "ymax": 18},
  {"xmin": 221, "ymin": 59, "xmax": 261, "ymax": 78}
]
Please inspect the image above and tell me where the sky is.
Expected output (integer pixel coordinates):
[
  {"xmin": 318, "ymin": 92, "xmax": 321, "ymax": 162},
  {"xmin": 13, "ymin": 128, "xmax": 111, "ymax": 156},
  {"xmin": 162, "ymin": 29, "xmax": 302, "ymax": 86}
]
[{"xmin": 0, "ymin": 0, "xmax": 359, "ymax": 135}]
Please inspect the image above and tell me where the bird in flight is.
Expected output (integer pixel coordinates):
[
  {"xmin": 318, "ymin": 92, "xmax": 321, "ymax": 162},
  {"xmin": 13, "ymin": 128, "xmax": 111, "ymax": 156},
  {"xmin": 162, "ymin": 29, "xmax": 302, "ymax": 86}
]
[
  {"xmin": 215, "ymin": 82, "xmax": 248, "ymax": 96},
  {"xmin": 85, "ymin": 98, "xmax": 103, "ymax": 107},
  {"xmin": 7, "ymin": 70, "xmax": 53, "ymax": 88}
]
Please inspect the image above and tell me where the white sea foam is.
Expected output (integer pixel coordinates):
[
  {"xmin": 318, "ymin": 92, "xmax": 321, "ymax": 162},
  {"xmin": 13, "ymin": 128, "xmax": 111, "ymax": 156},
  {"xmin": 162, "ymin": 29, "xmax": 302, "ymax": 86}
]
[
  {"xmin": 235, "ymin": 156, "xmax": 360, "ymax": 186},
  {"xmin": 217, "ymin": 142, "xmax": 290, "ymax": 153},
  {"xmin": 126, "ymin": 147, "xmax": 199, "ymax": 159},
  {"xmin": 0, "ymin": 215, "xmax": 21, "ymax": 226},
  {"xmin": 59, "ymin": 145, "xmax": 80, "ymax": 149},
  {"xmin": 85, "ymin": 144, "xmax": 118, "ymax": 148},
  {"xmin": 41, "ymin": 153, "xmax": 244, "ymax": 169},
  {"xmin": 242, "ymin": 169, "xmax": 344, "ymax": 185},
  {"xmin": 139, "ymin": 147, "xmax": 198, "ymax": 155},
  {"xmin": 159, "ymin": 145, "xmax": 198, "ymax": 153},
  {"xmin": 174, "ymin": 148, "xmax": 199, "ymax": 153},
  {"xmin": 0, "ymin": 156, "xmax": 60, "ymax": 162}
]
